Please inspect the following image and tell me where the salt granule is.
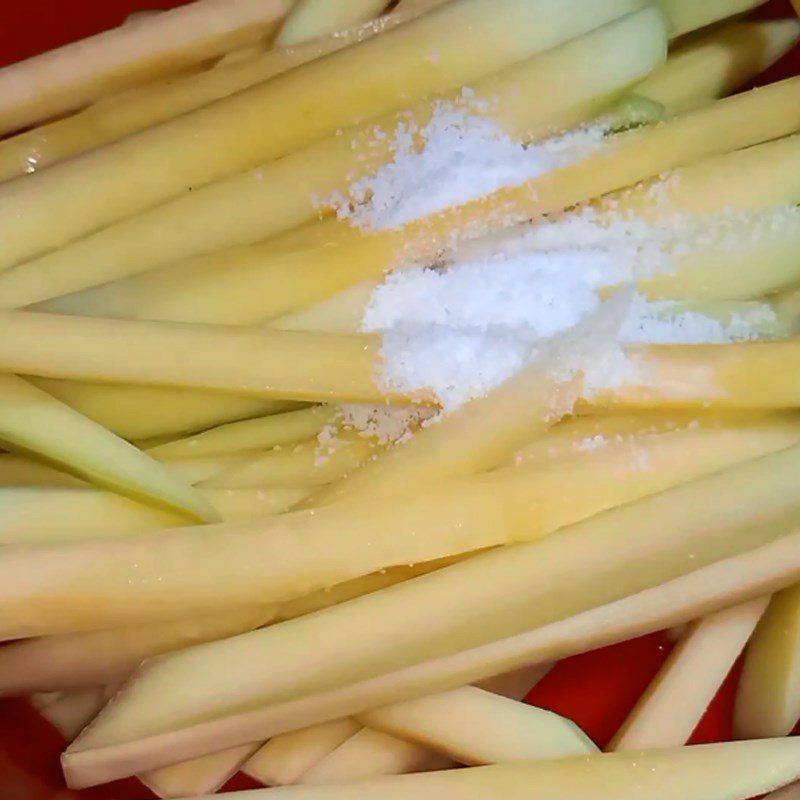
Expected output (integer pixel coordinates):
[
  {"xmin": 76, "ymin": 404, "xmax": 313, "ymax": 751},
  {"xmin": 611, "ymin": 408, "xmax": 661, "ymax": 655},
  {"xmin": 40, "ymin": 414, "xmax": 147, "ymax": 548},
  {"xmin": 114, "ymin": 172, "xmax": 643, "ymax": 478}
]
[
  {"xmin": 314, "ymin": 422, "xmax": 345, "ymax": 466},
  {"xmin": 454, "ymin": 204, "xmax": 800, "ymax": 283},
  {"xmin": 315, "ymin": 405, "xmax": 438, "ymax": 451},
  {"xmin": 362, "ymin": 239, "xmax": 629, "ymax": 409},
  {"xmin": 339, "ymin": 404, "xmax": 436, "ymax": 444},
  {"xmin": 575, "ymin": 435, "xmax": 609, "ymax": 453},
  {"xmin": 336, "ymin": 101, "xmax": 606, "ymax": 231},
  {"xmin": 365, "ymin": 250, "xmax": 775, "ymax": 410},
  {"xmin": 363, "ymin": 250, "xmax": 610, "ymax": 336},
  {"xmin": 620, "ymin": 294, "xmax": 776, "ymax": 345},
  {"xmin": 452, "ymin": 208, "xmax": 672, "ymax": 277},
  {"xmin": 375, "ymin": 327, "xmax": 536, "ymax": 411}
]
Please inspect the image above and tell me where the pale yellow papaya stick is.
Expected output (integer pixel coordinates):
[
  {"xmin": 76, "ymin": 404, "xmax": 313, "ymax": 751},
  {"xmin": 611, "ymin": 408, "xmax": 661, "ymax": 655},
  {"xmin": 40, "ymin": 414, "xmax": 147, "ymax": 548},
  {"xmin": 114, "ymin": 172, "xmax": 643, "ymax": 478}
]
[
  {"xmin": 141, "ymin": 744, "xmax": 263, "ymax": 799},
  {"xmin": 2, "ymin": 609, "xmax": 278, "ymax": 696},
  {"xmin": 63, "ymin": 517, "xmax": 800, "ymax": 787},
  {"xmin": 639, "ymin": 206, "xmax": 800, "ymax": 301},
  {"xmin": 0, "ymin": 565, "xmax": 455, "ymax": 696},
  {"xmin": 2, "ymin": 420, "xmax": 793, "ymax": 641},
  {"xmin": 37, "ymin": 220, "xmax": 396, "ymax": 324},
  {"xmin": 135, "ymin": 433, "xmax": 183, "ymax": 450},
  {"xmin": 10, "ymin": 314, "xmax": 800, "ymax": 412},
  {"xmin": 636, "ymin": 20, "xmax": 800, "ymax": 115},
  {"xmin": 0, "ymin": 312, "xmax": 392, "ymax": 406},
  {"xmin": 177, "ymin": 453, "xmax": 313, "ymax": 494},
  {"xmin": 326, "ymin": 666, "xmax": 557, "ymax": 783},
  {"xmin": 583, "ymin": 340, "xmax": 800, "ymax": 412},
  {"xmin": 139, "ymin": 744, "xmax": 262, "ymax": 799},
  {"xmin": 38, "ymin": 688, "xmax": 109, "ymax": 742},
  {"xmin": 606, "ymin": 133, "xmax": 800, "ymax": 221},
  {"xmin": 202, "ymin": 435, "xmax": 380, "ymax": 490},
  {"xmin": 270, "ymin": 282, "xmax": 378, "ymax": 333},
  {"xmin": 0, "ymin": 2, "xmax": 450, "ymax": 183},
  {"xmin": 659, "ymin": 0, "xmax": 768, "ymax": 38},
  {"xmin": 69, "ymin": 530, "xmax": 800, "ymax": 784},
  {"xmin": 511, "ymin": 411, "xmax": 789, "ymax": 465},
  {"xmin": 284, "ymin": 727, "xmax": 437, "ymax": 786},
  {"xmin": 0, "ymin": 0, "xmax": 295, "ymax": 136},
  {"xmin": 271, "ymin": 556, "xmax": 470, "ymax": 624},
  {"xmin": 300, "ymin": 296, "xmax": 627, "ymax": 507},
  {"xmin": 147, "ymin": 407, "xmax": 335, "ymax": 459},
  {"xmin": 163, "ymin": 455, "xmax": 259, "ymax": 487},
  {"xmin": 5, "ymin": 447, "xmax": 247, "ymax": 489},
  {"xmin": 0, "ymin": 450, "xmax": 273, "ymax": 490},
  {"xmin": 0, "ymin": 374, "xmax": 216, "ymax": 522},
  {"xmin": 25, "ymin": 7, "xmax": 665, "ymax": 313},
  {"xmin": 355, "ymin": 689, "xmax": 596, "ymax": 769},
  {"xmin": 30, "ymin": 378, "xmax": 301, "ymax": 442},
  {"xmin": 301, "ymin": 667, "xmax": 554, "ymax": 781},
  {"xmin": 249, "ymin": 664, "xmax": 550, "ymax": 786},
  {"xmin": 102, "ymin": 743, "xmax": 800, "ymax": 800},
  {"xmin": 61, "ymin": 451, "xmax": 800, "ymax": 784},
  {"xmin": 511, "ymin": 414, "xmax": 691, "ymax": 465},
  {"xmin": 0, "ymin": 488, "xmax": 186, "ymax": 542},
  {"xmin": 301, "ymin": 731, "xmax": 451, "ymax": 784},
  {"xmin": 0, "ymin": 0, "xmax": 647, "ymax": 272},
  {"xmin": 609, "ymin": 597, "xmax": 769, "ymax": 750},
  {"xmin": 277, "ymin": 0, "xmax": 389, "ymax": 45},
  {"xmin": 271, "ymin": 724, "xmax": 445, "ymax": 786},
  {"xmin": 244, "ymin": 721, "xmax": 363, "ymax": 786},
  {"xmin": 0, "ymin": 486, "xmax": 309, "ymax": 544},
  {"xmin": 734, "ymin": 582, "xmax": 800, "ymax": 738}
]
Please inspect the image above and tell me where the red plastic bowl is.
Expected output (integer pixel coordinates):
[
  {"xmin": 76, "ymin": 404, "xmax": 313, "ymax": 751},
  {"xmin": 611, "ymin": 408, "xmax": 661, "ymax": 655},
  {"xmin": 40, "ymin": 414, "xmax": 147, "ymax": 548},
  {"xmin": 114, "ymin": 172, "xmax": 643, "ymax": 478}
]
[{"xmin": 0, "ymin": 1, "xmax": 798, "ymax": 798}]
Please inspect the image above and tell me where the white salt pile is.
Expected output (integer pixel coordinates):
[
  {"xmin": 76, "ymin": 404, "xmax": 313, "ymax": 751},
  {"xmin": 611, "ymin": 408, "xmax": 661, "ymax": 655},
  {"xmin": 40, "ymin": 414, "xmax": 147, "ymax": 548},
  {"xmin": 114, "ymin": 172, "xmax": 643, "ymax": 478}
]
[
  {"xmin": 367, "ymin": 288, "xmax": 775, "ymax": 411},
  {"xmin": 362, "ymin": 250, "xmax": 619, "ymax": 336},
  {"xmin": 334, "ymin": 100, "xmax": 607, "ymax": 230},
  {"xmin": 326, "ymin": 102, "xmax": 787, "ymax": 419},
  {"xmin": 360, "ymin": 214, "xmax": 777, "ymax": 409}
]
